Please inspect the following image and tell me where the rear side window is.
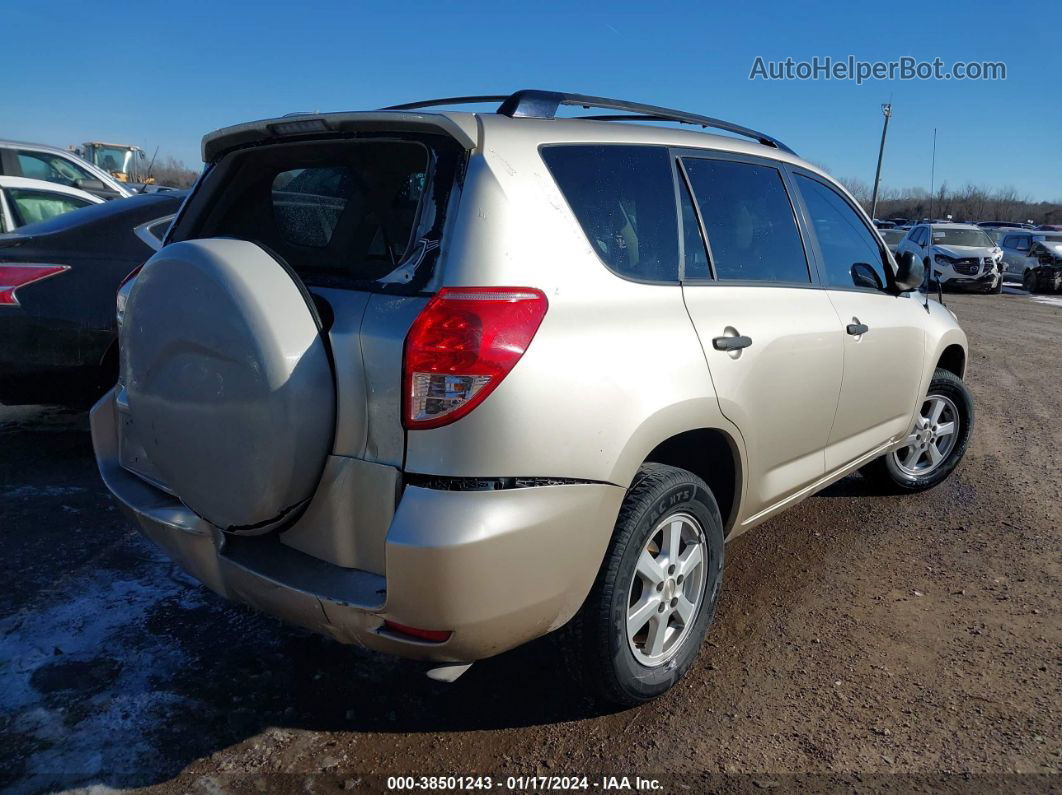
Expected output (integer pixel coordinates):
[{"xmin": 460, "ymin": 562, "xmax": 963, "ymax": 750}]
[
  {"xmin": 682, "ymin": 158, "xmax": 810, "ymax": 283},
  {"xmin": 6, "ymin": 188, "xmax": 94, "ymax": 227},
  {"xmin": 541, "ymin": 145, "xmax": 679, "ymax": 282},
  {"xmin": 795, "ymin": 174, "xmax": 889, "ymax": 290},
  {"xmin": 174, "ymin": 136, "xmax": 459, "ymax": 291}
]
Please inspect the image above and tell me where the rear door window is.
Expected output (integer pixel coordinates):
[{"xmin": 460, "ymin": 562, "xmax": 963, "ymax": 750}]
[
  {"xmin": 681, "ymin": 157, "xmax": 810, "ymax": 283},
  {"xmin": 541, "ymin": 145, "xmax": 679, "ymax": 282}
]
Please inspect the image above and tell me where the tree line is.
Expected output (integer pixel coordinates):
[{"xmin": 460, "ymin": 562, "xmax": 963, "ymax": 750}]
[{"xmin": 838, "ymin": 177, "xmax": 1062, "ymax": 225}]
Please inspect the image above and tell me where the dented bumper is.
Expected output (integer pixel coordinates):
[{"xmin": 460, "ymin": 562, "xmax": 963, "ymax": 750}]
[{"xmin": 91, "ymin": 389, "xmax": 623, "ymax": 662}]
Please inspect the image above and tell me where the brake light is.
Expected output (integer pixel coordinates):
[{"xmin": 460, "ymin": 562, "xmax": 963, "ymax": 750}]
[
  {"xmin": 116, "ymin": 266, "xmax": 142, "ymax": 328},
  {"xmin": 119, "ymin": 265, "xmax": 142, "ymax": 289},
  {"xmin": 0, "ymin": 264, "xmax": 69, "ymax": 306},
  {"xmin": 403, "ymin": 287, "xmax": 548, "ymax": 429}
]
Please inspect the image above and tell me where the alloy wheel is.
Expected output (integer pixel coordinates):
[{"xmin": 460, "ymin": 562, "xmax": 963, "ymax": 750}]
[
  {"xmin": 891, "ymin": 395, "xmax": 960, "ymax": 477},
  {"xmin": 626, "ymin": 512, "xmax": 708, "ymax": 667}
]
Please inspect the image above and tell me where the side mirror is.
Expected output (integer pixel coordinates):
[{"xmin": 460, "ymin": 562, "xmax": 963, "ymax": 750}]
[
  {"xmin": 75, "ymin": 178, "xmax": 106, "ymax": 192},
  {"xmin": 894, "ymin": 251, "xmax": 925, "ymax": 292},
  {"xmin": 851, "ymin": 262, "xmax": 883, "ymax": 290}
]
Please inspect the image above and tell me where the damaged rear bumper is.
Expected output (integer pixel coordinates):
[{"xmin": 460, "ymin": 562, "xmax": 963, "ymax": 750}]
[{"xmin": 91, "ymin": 389, "xmax": 623, "ymax": 662}]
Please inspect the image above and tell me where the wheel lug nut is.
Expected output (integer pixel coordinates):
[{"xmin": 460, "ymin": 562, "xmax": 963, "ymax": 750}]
[
  {"xmin": 656, "ymin": 582, "xmax": 664, "ymax": 592},
  {"xmin": 676, "ymin": 574, "xmax": 684, "ymax": 584},
  {"xmin": 667, "ymin": 564, "xmax": 676, "ymax": 575},
  {"xmin": 658, "ymin": 603, "xmax": 666, "ymax": 613},
  {"xmin": 670, "ymin": 597, "xmax": 678, "ymax": 607}
]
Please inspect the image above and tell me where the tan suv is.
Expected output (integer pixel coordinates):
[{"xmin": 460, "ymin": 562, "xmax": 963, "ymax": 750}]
[{"xmin": 91, "ymin": 91, "xmax": 973, "ymax": 705}]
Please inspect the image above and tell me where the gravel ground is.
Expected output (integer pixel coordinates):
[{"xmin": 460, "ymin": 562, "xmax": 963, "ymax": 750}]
[{"xmin": 1, "ymin": 289, "xmax": 1059, "ymax": 793}]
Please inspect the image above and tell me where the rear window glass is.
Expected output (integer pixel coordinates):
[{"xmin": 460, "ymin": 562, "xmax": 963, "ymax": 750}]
[
  {"xmin": 175, "ymin": 137, "xmax": 459, "ymax": 290},
  {"xmin": 541, "ymin": 145, "xmax": 679, "ymax": 282},
  {"xmin": 272, "ymin": 167, "xmax": 355, "ymax": 248}
]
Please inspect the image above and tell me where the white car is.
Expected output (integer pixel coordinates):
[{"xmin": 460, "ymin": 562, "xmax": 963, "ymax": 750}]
[
  {"xmin": 896, "ymin": 223, "xmax": 1004, "ymax": 293},
  {"xmin": 0, "ymin": 139, "xmax": 133, "ymax": 201},
  {"xmin": 0, "ymin": 175, "xmax": 103, "ymax": 232}
]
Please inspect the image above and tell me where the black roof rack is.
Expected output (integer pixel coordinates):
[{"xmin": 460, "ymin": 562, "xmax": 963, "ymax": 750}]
[{"xmin": 382, "ymin": 89, "xmax": 794, "ymax": 154}]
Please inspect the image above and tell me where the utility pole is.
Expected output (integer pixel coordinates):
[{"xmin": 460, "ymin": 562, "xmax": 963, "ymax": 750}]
[
  {"xmin": 929, "ymin": 128, "xmax": 937, "ymax": 220},
  {"xmin": 870, "ymin": 103, "xmax": 892, "ymax": 221}
]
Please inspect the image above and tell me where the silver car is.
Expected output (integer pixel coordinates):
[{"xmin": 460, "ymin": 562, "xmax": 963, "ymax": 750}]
[
  {"xmin": 91, "ymin": 91, "xmax": 973, "ymax": 705},
  {"xmin": 0, "ymin": 139, "xmax": 132, "ymax": 201},
  {"xmin": 999, "ymin": 229, "xmax": 1062, "ymax": 292}
]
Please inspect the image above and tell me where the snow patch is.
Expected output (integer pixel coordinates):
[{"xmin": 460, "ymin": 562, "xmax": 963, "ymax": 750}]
[
  {"xmin": 0, "ymin": 559, "xmax": 211, "ymax": 792},
  {"xmin": 1029, "ymin": 295, "xmax": 1062, "ymax": 308}
]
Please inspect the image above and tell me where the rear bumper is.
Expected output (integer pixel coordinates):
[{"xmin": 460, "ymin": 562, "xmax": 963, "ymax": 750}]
[{"xmin": 91, "ymin": 389, "xmax": 623, "ymax": 662}]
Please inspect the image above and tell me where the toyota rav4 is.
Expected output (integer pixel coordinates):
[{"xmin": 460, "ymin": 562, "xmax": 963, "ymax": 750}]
[{"xmin": 91, "ymin": 90, "xmax": 973, "ymax": 705}]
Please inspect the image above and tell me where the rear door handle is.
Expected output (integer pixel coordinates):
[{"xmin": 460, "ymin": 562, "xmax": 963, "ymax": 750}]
[
  {"xmin": 712, "ymin": 335, "xmax": 753, "ymax": 351},
  {"xmin": 847, "ymin": 323, "xmax": 869, "ymax": 336}
]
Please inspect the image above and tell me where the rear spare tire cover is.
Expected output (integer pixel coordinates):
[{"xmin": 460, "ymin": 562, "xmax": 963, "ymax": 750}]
[{"xmin": 124, "ymin": 239, "xmax": 335, "ymax": 532}]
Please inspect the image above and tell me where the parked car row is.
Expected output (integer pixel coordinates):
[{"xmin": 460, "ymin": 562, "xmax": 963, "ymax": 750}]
[{"xmin": 871, "ymin": 221, "xmax": 1062, "ymax": 294}]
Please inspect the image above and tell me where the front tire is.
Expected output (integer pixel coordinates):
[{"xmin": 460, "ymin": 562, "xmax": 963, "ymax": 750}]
[
  {"xmin": 563, "ymin": 463, "xmax": 724, "ymax": 706},
  {"xmin": 1023, "ymin": 270, "xmax": 1038, "ymax": 293},
  {"xmin": 862, "ymin": 368, "xmax": 973, "ymax": 493}
]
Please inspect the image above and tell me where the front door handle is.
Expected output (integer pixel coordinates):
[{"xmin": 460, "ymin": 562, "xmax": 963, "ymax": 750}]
[
  {"xmin": 712, "ymin": 335, "xmax": 753, "ymax": 351},
  {"xmin": 847, "ymin": 322, "xmax": 869, "ymax": 336}
]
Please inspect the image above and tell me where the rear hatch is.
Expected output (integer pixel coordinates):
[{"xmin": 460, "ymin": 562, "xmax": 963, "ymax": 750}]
[{"xmin": 115, "ymin": 117, "xmax": 470, "ymax": 573}]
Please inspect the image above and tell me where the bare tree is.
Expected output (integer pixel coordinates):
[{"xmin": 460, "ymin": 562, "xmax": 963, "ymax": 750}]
[
  {"xmin": 855, "ymin": 183, "xmax": 1059, "ymax": 225},
  {"xmin": 838, "ymin": 176, "xmax": 872, "ymax": 206},
  {"xmin": 146, "ymin": 155, "xmax": 200, "ymax": 189}
]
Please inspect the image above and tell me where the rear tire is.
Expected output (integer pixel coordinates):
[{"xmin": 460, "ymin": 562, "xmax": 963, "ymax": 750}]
[
  {"xmin": 862, "ymin": 368, "xmax": 973, "ymax": 493},
  {"xmin": 562, "ymin": 463, "xmax": 724, "ymax": 707}
]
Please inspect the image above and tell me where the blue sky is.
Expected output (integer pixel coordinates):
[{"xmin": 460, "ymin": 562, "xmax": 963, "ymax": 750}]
[{"xmin": 3, "ymin": 0, "xmax": 1059, "ymax": 200}]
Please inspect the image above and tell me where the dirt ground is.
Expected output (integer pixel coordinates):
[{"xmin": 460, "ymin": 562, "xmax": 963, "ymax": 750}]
[{"xmin": 1, "ymin": 289, "xmax": 1059, "ymax": 794}]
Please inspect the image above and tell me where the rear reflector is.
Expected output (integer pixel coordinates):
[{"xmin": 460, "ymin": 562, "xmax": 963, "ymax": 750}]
[
  {"xmin": 383, "ymin": 621, "xmax": 452, "ymax": 643},
  {"xmin": 0, "ymin": 264, "xmax": 69, "ymax": 306},
  {"xmin": 403, "ymin": 287, "xmax": 548, "ymax": 429}
]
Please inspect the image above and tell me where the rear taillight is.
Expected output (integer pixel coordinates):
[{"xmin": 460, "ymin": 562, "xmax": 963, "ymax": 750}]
[
  {"xmin": 116, "ymin": 265, "xmax": 142, "ymax": 327},
  {"xmin": 403, "ymin": 287, "xmax": 548, "ymax": 430},
  {"xmin": 0, "ymin": 264, "xmax": 69, "ymax": 306},
  {"xmin": 119, "ymin": 265, "xmax": 142, "ymax": 289}
]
